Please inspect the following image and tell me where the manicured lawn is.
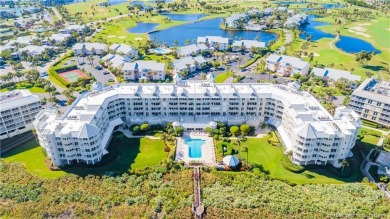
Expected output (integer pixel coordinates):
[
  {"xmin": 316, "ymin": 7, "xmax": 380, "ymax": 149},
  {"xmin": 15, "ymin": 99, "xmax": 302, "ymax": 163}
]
[
  {"xmin": 240, "ymin": 136, "xmax": 362, "ymax": 184},
  {"xmin": 3, "ymin": 139, "xmax": 68, "ymax": 178},
  {"xmin": 3, "ymin": 137, "xmax": 167, "ymax": 178},
  {"xmin": 215, "ymin": 72, "xmax": 232, "ymax": 83}
]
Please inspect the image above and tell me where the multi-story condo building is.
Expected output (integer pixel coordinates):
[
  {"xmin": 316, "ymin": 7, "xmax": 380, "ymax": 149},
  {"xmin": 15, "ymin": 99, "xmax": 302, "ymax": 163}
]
[
  {"xmin": 348, "ymin": 78, "xmax": 390, "ymax": 128},
  {"xmin": 109, "ymin": 44, "xmax": 138, "ymax": 58},
  {"xmin": 172, "ymin": 56, "xmax": 207, "ymax": 75},
  {"xmin": 34, "ymin": 76, "xmax": 360, "ymax": 167},
  {"xmin": 197, "ymin": 36, "xmax": 229, "ymax": 51},
  {"xmin": 1, "ymin": 90, "xmax": 42, "ymax": 140},
  {"xmin": 123, "ymin": 61, "xmax": 165, "ymax": 81},
  {"xmin": 73, "ymin": 43, "xmax": 107, "ymax": 56},
  {"xmin": 266, "ymin": 54, "xmax": 310, "ymax": 76},
  {"xmin": 177, "ymin": 44, "xmax": 209, "ymax": 58},
  {"xmin": 232, "ymin": 40, "xmax": 266, "ymax": 52}
]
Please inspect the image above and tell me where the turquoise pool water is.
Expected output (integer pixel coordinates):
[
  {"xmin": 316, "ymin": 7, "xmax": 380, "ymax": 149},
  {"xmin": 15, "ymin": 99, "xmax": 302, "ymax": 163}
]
[{"xmin": 186, "ymin": 138, "xmax": 205, "ymax": 158}]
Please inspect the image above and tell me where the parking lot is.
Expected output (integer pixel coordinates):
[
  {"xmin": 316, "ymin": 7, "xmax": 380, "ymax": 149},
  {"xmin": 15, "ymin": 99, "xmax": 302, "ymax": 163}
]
[{"xmin": 65, "ymin": 55, "xmax": 116, "ymax": 84}]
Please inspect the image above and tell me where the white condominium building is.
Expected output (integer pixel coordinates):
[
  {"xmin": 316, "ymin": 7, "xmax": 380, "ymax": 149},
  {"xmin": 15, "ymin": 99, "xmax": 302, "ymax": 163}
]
[
  {"xmin": 177, "ymin": 44, "xmax": 209, "ymax": 58},
  {"xmin": 1, "ymin": 90, "xmax": 42, "ymax": 140},
  {"xmin": 232, "ymin": 40, "xmax": 266, "ymax": 52},
  {"xmin": 197, "ymin": 36, "xmax": 229, "ymax": 51},
  {"xmin": 348, "ymin": 78, "xmax": 390, "ymax": 128},
  {"xmin": 73, "ymin": 43, "xmax": 108, "ymax": 56},
  {"xmin": 266, "ymin": 54, "xmax": 310, "ymax": 76},
  {"xmin": 123, "ymin": 61, "xmax": 165, "ymax": 81},
  {"xmin": 34, "ymin": 76, "xmax": 360, "ymax": 167},
  {"xmin": 109, "ymin": 43, "xmax": 138, "ymax": 58},
  {"xmin": 172, "ymin": 56, "xmax": 207, "ymax": 75}
]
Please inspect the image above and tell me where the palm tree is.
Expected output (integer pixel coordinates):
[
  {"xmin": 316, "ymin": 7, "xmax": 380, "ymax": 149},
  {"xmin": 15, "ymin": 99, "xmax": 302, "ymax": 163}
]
[
  {"xmin": 340, "ymin": 159, "xmax": 349, "ymax": 173},
  {"xmin": 242, "ymin": 145, "xmax": 248, "ymax": 164}
]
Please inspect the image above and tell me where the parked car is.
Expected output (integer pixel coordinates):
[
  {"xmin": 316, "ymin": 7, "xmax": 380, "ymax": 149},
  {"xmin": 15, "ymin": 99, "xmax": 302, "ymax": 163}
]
[
  {"xmin": 108, "ymin": 79, "xmax": 114, "ymax": 82},
  {"xmin": 79, "ymin": 61, "xmax": 85, "ymax": 65},
  {"xmin": 103, "ymin": 71, "xmax": 110, "ymax": 75},
  {"xmin": 95, "ymin": 65, "xmax": 103, "ymax": 70}
]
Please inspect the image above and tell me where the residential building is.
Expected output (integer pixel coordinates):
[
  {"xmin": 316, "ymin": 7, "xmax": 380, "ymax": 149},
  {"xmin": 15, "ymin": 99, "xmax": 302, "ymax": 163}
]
[
  {"xmin": 109, "ymin": 44, "xmax": 138, "ymax": 58},
  {"xmin": 42, "ymin": 33, "xmax": 71, "ymax": 45},
  {"xmin": 197, "ymin": 36, "xmax": 229, "ymax": 51},
  {"xmin": 123, "ymin": 61, "xmax": 165, "ymax": 81},
  {"xmin": 60, "ymin": 24, "xmax": 87, "ymax": 34},
  {"xmin": 177, "ymin": 44, "xmax": 209, "ymax": 58},
  {"xmin": 348, "ymin": 78, "xmax": 390, "ymax": 127},
  {"xmin": 266, "ymin": 54, "xmax": 310, "ymax": 76},
  {"xmin": 232, "ymin": 40, "xmax": 266, "ymax": 52},
  {"xmin": 284, "ymin": 13, "xmax": 309, "ymax": 28},
  {"xmin": 73, "ymin": 43, "xmax": 107, "ymax": 56},
  {"xmin": 172, "ymin": 56, "xmax": 207, "ymax": 75},
  {"xmin": 1, "ymin": 90, "xmax": 42, "ymax": 140},
  {"xmin": 34, "ymin": 77, "xmax": 360, "ymax": 167},
  {"xmin": 312, "ymin": 67, "xmax": 361, "ymax": 88},
  {"xmin": 101, "ymin": 54, "xmax": 130, "ymax": 69},
  {"xmin": 17, "ymin": 45, "xmax": 52, "ymax": 57},
  {"xmin": 6, "ymin": 35, "xmax": 36, "ymax": 46},
  {"xmin": 224, "ymin": 13, "xmax": 247, "ymax": 28}
]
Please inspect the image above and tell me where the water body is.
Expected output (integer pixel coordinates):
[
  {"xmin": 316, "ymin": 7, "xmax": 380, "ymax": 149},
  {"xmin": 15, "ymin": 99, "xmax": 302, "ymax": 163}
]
[
  {"xmin": 107, "ymin": 0, "xmax": 127, "ymax": 5},
  {"xmin": 299, "ymin": 15, "xmax": 334, "ymax": 41},
  {"xmin": 128, "ymin": 22, "xmax": 159, "ymax": 33},
  {"xmin": 336, "ymin": 36, "xmax": 381, "ymax": 54},
  {"xmin": 160, "ymin": 13, "xmax": 205, "ymax": 22},
  {"xmin": 148, "ymin": 18, "xmax": 277, "ymax": 46},
  {"xmin": 186, "ymin": 138, "xmax": 205, "ymax": 158}
]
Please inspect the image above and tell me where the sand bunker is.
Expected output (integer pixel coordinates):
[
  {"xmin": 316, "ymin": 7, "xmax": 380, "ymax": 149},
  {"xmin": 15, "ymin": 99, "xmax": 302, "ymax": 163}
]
[
  {"xmin": 357, "ymin": 22, "xmax": 371, "ymax": 26},
  {"xmin": 135, "ymin": 37, "xmax": 143, "ymax": 41},
  {"xmin": 107, "ymin": 35, "xmax": 117, "ymax": 38},
  {"xmin": 118, "ymin": 36, "xmax": 126, "ymax": 39},
  {"xmin": 301, "ymin": 53, "xmax": 320, "ymax": 57},
  {"xmin": 348, "ymin": 26, "xmax": 371, "ymax": 38}
]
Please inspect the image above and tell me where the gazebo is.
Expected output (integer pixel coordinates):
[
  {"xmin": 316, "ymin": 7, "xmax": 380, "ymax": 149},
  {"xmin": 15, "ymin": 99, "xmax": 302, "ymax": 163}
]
[
  {"xmin": 208, "ymin": 121, "xmax": 217, "ymax": 129},
  {"xmin": 223, "ymin": 155, "xmax": 240, "ymax": 168},
  {"xmin": 172, "ymin": 121, "xmax": 181, "ymax": 128}
]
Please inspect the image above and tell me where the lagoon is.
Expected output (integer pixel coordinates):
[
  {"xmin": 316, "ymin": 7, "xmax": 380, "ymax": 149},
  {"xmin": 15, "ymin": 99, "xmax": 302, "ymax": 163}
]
[
  {"xmin": 299, "ymin": 15, "xmax": 334, "ymax": 41},
  {"xmin": 148, "ymin": 18, "xmax": 277, "ymax": 46}
]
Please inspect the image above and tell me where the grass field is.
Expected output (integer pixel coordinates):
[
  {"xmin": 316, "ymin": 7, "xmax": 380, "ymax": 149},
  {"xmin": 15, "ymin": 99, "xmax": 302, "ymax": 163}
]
[
  {"xmin": 3, "ymin": 137, "xmax": 167, "ymax": 178},
  {"xmin": 215, "ymin": 72, "xmax": 232, "ymax": 83},
  {"xmin": 0, "ymin": 84, "xmax": 46, "ymax": 93},
  {"xmin": 239, "ymin": 136, "xmax": 363, "ymax": 184}
]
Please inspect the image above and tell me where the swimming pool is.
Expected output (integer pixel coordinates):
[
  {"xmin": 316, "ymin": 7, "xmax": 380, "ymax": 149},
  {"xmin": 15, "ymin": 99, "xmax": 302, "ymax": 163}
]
[
  {"xmin": 149, "ymin": 48, "xmax": 172, "ymax": 55},
  {"xmin": 185, "ymin": 138, "xmax": 205, "ymax": 158}
]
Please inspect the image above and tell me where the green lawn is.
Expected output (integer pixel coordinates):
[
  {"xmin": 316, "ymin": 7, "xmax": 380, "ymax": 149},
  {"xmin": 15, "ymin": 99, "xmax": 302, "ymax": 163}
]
[
  {"xmin": 3, "ymin": 137, "xmax": 167, "ymax": 178},
  {"xmin": 240, "ymin": 136, "xmax": 362, "ymax": 184},
  {"xmin": 215, "ymin": 72, "xmax": 232, "ymax": 83}
]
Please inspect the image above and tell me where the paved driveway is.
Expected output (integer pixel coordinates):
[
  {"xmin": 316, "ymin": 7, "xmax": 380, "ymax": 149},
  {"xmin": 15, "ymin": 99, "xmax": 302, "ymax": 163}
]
[{"xmin": 73, "ymin": 55, "xmax": 116, "ymax": 84}]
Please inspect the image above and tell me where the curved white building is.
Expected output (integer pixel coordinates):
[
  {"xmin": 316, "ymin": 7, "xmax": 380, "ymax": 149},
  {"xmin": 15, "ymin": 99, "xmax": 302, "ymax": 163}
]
[{"xmin": 34, "ymin": 77, "xmax": 361, "ymax": 167}]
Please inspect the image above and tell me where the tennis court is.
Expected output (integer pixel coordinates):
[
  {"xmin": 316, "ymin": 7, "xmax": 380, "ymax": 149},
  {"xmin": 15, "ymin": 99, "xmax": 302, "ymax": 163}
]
[{"xmin": 58, "ymin": 69, "xmax": 89, "ymax": 83}]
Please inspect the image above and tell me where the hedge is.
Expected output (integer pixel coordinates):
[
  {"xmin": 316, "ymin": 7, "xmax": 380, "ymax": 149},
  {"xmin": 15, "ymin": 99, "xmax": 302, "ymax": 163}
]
[
  {"xmin": 48, "ymin": 66, "xmax": 70, "ymax": 87},
  {"xmin": 217, "ymin": 142, "xmax": 232, "ymax": 155},
  {"xmin": 54, "ymin": 64, "xmax": 78, "ymax": 73},
  {"xmin": 280, "ymin": 154, "xmax": 305, "ymax": 173}
]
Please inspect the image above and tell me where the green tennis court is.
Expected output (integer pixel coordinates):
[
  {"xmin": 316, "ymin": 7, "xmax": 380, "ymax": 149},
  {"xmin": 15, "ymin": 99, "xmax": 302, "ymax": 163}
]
[{"xmin": 58, "ymin": 69, "xmax": 89, "ymax": 83}]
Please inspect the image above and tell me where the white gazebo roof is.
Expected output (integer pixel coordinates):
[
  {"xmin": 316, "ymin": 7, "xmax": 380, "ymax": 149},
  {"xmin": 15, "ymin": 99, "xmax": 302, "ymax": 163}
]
[
  {"xmin": 223, "ymin": 155, "xmax": 240, "ymax": 167},
  {"xmin": 172, "ymin": 121, "xmax": 181, "ymax": 127}
]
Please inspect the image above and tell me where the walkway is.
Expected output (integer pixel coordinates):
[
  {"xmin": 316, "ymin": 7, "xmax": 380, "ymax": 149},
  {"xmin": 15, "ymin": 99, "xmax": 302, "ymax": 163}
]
[
  {"xmin": 192, "ymin": 167, "xmax": 204, "ymax": 219},
  {"xmin": 117, "ymin": 126, "xmax": 161, "ymax": 140},
  {"xmin": 360, "ymin": 149, "xmax": 390, "ymax": 200},
  {"xmin": 276, "ymin": 29, "xmax": 292, "ymax": 53}
]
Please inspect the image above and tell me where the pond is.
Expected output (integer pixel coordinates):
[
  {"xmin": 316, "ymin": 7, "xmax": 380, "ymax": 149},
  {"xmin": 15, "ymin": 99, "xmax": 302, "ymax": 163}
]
[
  {"xmin": 299, "ymin": 15, "xmax": 380, "ymax": 53},
  {"xmin": 106, "ymin": 0, "xmax": 127, "ymax": 5},
  {"xmin": 160, "ymin": 13, "xmax": 206, "ymax": 21},
  {"xmin": 128, "ymin": 22, "xmax": 159, "ymax": 33},
  {"xmin": 148, "ymin": 18, "xmax": 277, "ymax": 46},
  {"xmin": 336, "ymin": 36, "xmax": 381, "ymax": 54}
]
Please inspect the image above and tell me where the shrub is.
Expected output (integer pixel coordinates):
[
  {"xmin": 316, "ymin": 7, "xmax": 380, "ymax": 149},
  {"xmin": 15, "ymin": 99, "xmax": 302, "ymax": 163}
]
[
  {"xmin": 217, "ymin": 142, "xmax": 232, "ymax": 155},
  {"xmin": 133, "ymin": 125, "xmax": 140, "ymax": 133},
  {"xmin": 140, "ymin": 123, "xmax": 149, "ymax": 131},
  {"xmin": 280, "ymin": 154, "xmax": 305, "ymax": 173}
]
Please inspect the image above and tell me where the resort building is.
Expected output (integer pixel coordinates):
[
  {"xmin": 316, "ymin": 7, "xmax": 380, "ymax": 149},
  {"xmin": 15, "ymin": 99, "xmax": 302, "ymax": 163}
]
[
  {"xmin": 197, "ymin": 36, "xmax": 229, "ymax": 51},
  {"xmin": 172, "ymin": 56, "xmax": 207, "ymax": 75},
  {"xmin": 232, "ymin": 40, "xmax": 266, "ymax": 52},
  {"xmin": 266, "ymin": 54, "xmax": 310, "ymax": 76},
  {"xmin": 109, "ymin": 44, "xmax": 138, "ymax": 58},
  {"xmin": 101, "ymin": 54, "xmax": 130, "ymax": 69},
  {"xmin": 73, "ymin": 43, "xmax": 108, "ymax": 56},
  {"xmin": 60, "ymin": 24, "xmax": 87, "ymax": 34},
  {"xmin": 177, "ymin": 44, "xmax": 209, "ymax": 58},
  {"xmin": 312, "ymin": 67, "xmax": 361, "ymax": 88},
  {"xmin": 34, "ymin": 77, "xmax": 360, "ymax": 167},
  {"xmin": 1, "ymin": 90, "xmax": 42, "ymax": 140},
  {"xmin": 348, "ymin": 78, "xmax": 390, "ymax": 128},
  {"xmin": 284, "ymin": 13, "xmax": 309, "ymax": 28},
  {"xmin": 6, "ymin": 35, "xmax": 36, "ymax": 46},
  {"xmin": 123, "ymin": 61, "xmax": 165, "ymax": 81},
  {"xmin": 42, "ymin": 33, "xmax": 71, "ymax": 45}
]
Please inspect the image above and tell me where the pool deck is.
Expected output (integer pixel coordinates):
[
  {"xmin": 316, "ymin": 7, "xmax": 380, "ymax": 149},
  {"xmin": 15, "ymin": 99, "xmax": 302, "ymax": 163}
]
[{"xmin": 176, "ymin": 132, "xmax": 216, "ymax": 165}]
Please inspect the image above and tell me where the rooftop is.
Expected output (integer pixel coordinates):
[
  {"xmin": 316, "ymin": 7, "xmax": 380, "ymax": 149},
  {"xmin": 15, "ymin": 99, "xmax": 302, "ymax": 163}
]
[
  {"xmin": 312, "ymin": 67, "xmax": 361, "ymax": 82},
  {"xmin": 0, "ymin": 90, "xmax": 40, "ymax": 111},
  {"xmin": 352, "ymin": 78, "xmax": 390, "ymax": 103}
]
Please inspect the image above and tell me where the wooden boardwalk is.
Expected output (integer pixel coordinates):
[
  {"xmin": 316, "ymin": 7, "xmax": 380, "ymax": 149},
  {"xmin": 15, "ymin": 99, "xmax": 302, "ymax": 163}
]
[{"xmin": 192, "ymin": 167, "xmax": 204, "ymax": 219}]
